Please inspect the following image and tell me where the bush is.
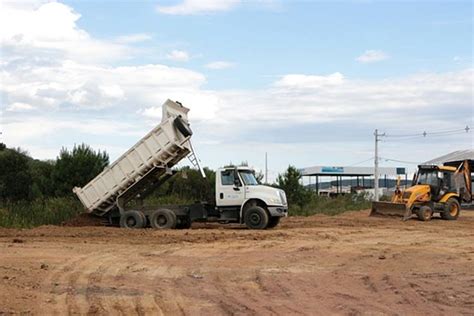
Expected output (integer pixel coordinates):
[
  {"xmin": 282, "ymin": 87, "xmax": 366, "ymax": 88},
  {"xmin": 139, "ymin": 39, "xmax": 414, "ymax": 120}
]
[
  {"xmin": 277, "ymin": 166, "xmax": 311, "ymax": 208},
  {"xmin": 52, "ymin": 144, "xmax": 109, "ymax": 197},
  {"xmin": 0, "ymin": 147, "xmax": 32, "ymax": 201},
  {"xmin": 0, "ymin": 197, "xmax": 83, "ymax": 228},
  {"xmin": 289, "ymin": 193, "xmax": 371, "ymax": 216}
]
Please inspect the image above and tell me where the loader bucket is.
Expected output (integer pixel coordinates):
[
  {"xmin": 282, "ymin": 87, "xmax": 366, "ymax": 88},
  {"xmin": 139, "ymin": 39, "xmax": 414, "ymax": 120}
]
[{"xmin": 370, "ymin": 201, "xmax": 412, "ymax": 220}]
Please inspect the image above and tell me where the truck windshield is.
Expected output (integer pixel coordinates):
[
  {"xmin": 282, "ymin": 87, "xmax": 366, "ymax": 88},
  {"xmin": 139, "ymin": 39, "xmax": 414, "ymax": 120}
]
[
  {"xmin": 417, "ymin": 171, "xmax": 439, "ymax": 186},
  {"xmin": 239, "ymin": 171, "xmax": 258, "ymax": 185}
]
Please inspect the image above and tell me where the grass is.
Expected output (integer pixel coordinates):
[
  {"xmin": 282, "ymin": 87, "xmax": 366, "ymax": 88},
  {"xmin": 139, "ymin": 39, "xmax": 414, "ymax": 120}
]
[
  {"xmin": 0, "ymin": 193, "xmax": 372, "ymax": 228},
  {"xmin": 289, "ymin": 193, "xmax": 372, "ymax": 216},
  {"xmin": 0, "ymin": 197, "xmax": 84, "ymax": 228}
]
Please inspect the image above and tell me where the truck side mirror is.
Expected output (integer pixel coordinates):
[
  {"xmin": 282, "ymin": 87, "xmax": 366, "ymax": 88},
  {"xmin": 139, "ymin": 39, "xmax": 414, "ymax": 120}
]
[{"xmin": 234, "ymin": 179, "xmax": 241, "ymax": 187}]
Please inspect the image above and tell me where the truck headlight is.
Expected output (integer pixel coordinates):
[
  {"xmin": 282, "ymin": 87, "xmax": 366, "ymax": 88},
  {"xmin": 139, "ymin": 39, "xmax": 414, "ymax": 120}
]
[
  {"xmin": 270, "ymin": 197, "xmax": 281, "ymax": 204},
  {"xmin": 278, "ymin": 190, "xmax": 287, "ymax": 205}
]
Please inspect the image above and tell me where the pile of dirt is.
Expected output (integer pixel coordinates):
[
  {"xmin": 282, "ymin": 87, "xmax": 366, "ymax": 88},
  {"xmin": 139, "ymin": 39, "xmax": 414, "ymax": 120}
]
[{"xmin": 61, "ymin": 213, "xmax": 103, "ymax": 227}]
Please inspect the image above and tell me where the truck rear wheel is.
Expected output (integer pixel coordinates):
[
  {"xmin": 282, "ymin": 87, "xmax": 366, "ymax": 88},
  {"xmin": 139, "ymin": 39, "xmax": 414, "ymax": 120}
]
[
  {"xmin": 120, "ymin": 210, "xmax": 146, "ymax": 229},
  {"xmin": 150, "ymin": 209, "xmax": 177, "ymax": 229},
  {"xmin": 244, "ymin": 206, "xmax": 269, "ymax": 229},
  {"xmin": 441, "ymin": 198, "xmax": 461, "ymax": 220},
  {"xmin": 416, "ymin": 206, "xmax": 433, "ymax": 221},
  {"xmin": 266, "ymin": 216, "xmax": 281, "ymax": 229},
  {"xmin": 176, "ymin": 216, "xmax": 192, "ymax": 229}
]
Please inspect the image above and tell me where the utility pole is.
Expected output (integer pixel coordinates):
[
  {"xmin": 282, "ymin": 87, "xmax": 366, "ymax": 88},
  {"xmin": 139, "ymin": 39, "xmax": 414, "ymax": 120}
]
[
  {"xmin": 265, "ymin": 152, "xmax": 268, "ymax": 184},
  {"xmin": 374, "ymin": 129, "xmax": 385, "ymax": 201}
]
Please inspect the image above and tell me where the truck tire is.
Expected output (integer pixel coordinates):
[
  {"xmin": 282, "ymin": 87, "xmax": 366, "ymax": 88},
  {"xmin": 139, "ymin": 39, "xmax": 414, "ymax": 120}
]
[
  {"xmin": 416, "ymin": 206, "xmax": 433, "ymax": 221},
  {"xmin": 266, "ymin": 216, "xmax": 281, "ymax": 229},
  {"xmin": 244, "ymin": 206, "xmax": 269, "ymax": 229},
  {"xmin": 176, "ymin": 216, "xmax": 192, "ymax": 229},
  {"xmin": 120, "ymin": 210, "xmax": 146, "ymax": 229},
  {"xmin": 174, "ymin": 116, "xmax": 192, "ymax": 137},
  {"xmin": 150, "ymin": 209, "xmax": 177, "ymax": 229},
  {"xmin": 441, "ymin": 198, "xmax": 461, "ymax": 220},
  {"xmin": 138, "ymin": 211, "xmax": 148, "ymax": 227}
]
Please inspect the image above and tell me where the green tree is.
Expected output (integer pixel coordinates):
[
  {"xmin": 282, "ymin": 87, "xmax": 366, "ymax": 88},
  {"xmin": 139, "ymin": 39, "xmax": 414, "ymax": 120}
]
[
  {"xmin": 0, "ymin": 146, "xmax": 32, "ymax": 201},
  {"xmin": 52, "ymin": 144, "xmax": 109, "ymax": 197},
  {"xmin": 277, "ymin": 165, "xmax": 311, "ymax": 208},
  {"xmin": 29, "ymin": 159, "xmax": 55, "ymax": 199},
  {"xmin": 157, "ymin": 166, "xmax": 215, "ymax": 202}
]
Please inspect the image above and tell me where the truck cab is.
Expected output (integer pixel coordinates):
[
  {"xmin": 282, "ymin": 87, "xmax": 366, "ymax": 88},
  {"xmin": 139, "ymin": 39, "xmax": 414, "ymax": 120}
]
[{"xmin": 215, "ymin": 167, "xmax": 288, "ymax": 229}]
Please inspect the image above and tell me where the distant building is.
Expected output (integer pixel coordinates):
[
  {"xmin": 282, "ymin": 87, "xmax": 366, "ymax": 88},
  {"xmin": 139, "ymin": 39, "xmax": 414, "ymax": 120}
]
[{"xmin": 299, "ymin": 165, "xmax": 407, "ymax": 196}]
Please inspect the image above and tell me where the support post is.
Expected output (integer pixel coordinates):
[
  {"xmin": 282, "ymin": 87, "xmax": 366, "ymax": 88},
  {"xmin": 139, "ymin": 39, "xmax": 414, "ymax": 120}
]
[
  {"xmin": 316, "ymin": 175, "xmax": 319, "ymax": 195},
  {"xmin": 265, "ymin": 152, "xmax": 268, "ymax": 184},
  {"xmin": 374, "ymin": 129, "xmax": 385, "ymax": 201}
]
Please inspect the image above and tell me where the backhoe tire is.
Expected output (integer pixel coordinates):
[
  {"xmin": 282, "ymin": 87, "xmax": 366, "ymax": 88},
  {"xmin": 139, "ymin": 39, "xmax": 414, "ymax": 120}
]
[
  {"xmin": 120, "ymin": 210, "xmax": 146, "ymax": 229},
  {"xmin": 266, "ymin": 216, "xmax": 281, "ymax": 229},
  {"xmin": 244, "ymin": 206, "xmax": 269, "ymax": 230},
  {"xmin": 441, "ymin": 198, "xmax": 461, "ymax": 220},
  {"xmin": 150, "ymin": 209, "xmax": 177, "ymax": 229},
  {"xmin": 174, "ymin": 116, "xmax": 192, "ymax": 137},
  {"xmin": 416, "ymin": 206, "xmax": 433, "ymax": 221}
]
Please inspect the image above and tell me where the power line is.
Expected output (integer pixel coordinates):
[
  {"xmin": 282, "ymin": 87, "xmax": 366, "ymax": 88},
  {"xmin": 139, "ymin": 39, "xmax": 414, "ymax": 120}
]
[
  {"xmin": 385, "ymin": 126, "xmax": 470, "ymax": 137},
  {"xmin": 383, "ymin": 129, "xmax": 470, "ymax": 142},
  {"xmin": 384, "ymin": 126, "xmax": 470, "ymax": 139},
  {"xmin": 348, "ymin": 157, "xmax": 374, "ymax": 166},
  {"xmin": 380, "ymin": 157, "xmax": 420, "ymax": 165}
]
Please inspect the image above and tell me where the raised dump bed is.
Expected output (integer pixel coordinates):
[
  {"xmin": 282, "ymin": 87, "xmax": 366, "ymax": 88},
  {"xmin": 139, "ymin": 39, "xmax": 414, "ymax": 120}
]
[{"xmin": 73, "ymin": 99, "xmax": 193, "ymax": 216}]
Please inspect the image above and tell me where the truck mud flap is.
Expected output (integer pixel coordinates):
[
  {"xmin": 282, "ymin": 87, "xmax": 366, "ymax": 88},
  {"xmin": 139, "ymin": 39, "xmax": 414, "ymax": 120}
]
[{"xmin": 370, "ymin": 201, "xmax": 412, "ymax": 221}]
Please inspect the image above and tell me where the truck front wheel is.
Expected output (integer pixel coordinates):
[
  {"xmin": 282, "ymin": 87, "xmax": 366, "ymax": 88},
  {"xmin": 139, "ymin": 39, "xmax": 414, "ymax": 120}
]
[
  {"xmin": 120, "ymin": 210, "xmax": 146, "ymax": 229},
  {"xmin": 266, "ymin": 216, "xmax": 281, "ymax": 229},
  {"xmin": 244, "ymin": 206, "xmax": 269, "ymax": 229},
  {"xmin": 150, "ymin": 209, "xmax": 177, "ymax": 229}
]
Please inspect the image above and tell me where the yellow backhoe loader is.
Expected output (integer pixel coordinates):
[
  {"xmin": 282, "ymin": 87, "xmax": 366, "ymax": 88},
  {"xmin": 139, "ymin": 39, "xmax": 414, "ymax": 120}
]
[{"xmin": 370, "ymin": 160, "xmax": 472, "ymax": 221}]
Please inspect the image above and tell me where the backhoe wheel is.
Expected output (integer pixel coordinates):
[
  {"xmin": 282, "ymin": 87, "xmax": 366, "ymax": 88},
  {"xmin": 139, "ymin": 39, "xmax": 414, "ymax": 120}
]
[
  {"xmin": 120, "ymin": 210, "xmax": 146, "ymax": 229},
  {"xmin": 266, "ymin": 216, "xmax": 281, "ymax": 229},
  {"xmin": 416, "ymin": 206, "xmax": 433, "ymax": 221},
  {"xmin": 244, "ymin": 206, "xmax": 269, "ymax": 230},
  {"xmin": 441, "ymin": 198, "xmax": 461, "ymax": 220},
  {"xmin": 150, "ymin": 209, "xmax": 177, "ymax": 229}
]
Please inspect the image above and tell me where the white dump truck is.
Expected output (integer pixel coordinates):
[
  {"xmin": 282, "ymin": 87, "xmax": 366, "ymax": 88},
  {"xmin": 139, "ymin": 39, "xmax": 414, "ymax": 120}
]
[{"xmin": 73, "ymin": 100, "xmax": 287, "ymax": 229}]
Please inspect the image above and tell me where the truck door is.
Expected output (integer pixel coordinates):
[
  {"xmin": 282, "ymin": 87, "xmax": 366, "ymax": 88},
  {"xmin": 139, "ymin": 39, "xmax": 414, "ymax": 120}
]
[{"xmin": 217, "ymin": 169, "xmax": 245, "ymax": 207}]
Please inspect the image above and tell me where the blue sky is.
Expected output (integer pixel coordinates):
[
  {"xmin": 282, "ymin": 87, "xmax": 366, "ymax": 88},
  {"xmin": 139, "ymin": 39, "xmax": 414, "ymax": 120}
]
[
  {"xmin": 65, "ymin": 0, "xmax": 472, "ymax": 86},
  {"xmin": 1, "ymin": 0, "xmax": 472, "ymax": 182}
]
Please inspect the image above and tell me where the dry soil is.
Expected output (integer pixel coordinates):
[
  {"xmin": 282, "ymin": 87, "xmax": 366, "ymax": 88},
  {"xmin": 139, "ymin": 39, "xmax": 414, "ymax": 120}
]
[{"xmin": 1, "ymin": 210, "xmax": 473, "ymax": 315}]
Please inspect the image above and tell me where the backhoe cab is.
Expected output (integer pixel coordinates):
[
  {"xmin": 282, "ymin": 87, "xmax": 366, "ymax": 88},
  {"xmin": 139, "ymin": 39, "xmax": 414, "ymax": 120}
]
[{"xmin": 371, "ymin": 161, "xmax": 471, "ymax": 221}]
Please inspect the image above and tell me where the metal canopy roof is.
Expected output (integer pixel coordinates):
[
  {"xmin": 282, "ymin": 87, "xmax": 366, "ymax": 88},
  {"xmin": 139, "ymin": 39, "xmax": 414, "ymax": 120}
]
[
  {"xmin": 424, "ymin": 149, "xmax": 474, "ymax": 165},
  {"xmin": 299, "ymin": 166, "xmax": 406, "ymax": 177}
]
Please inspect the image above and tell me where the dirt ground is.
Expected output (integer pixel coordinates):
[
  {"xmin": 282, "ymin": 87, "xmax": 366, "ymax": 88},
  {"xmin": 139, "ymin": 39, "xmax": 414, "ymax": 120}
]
[{"xmin": 0, "ymin": 210, "xmax": 473, "ymax": 315}]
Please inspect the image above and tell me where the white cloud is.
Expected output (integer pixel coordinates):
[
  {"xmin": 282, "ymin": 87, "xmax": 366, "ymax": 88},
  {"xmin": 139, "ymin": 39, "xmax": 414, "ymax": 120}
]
[
  {"xmin": 274, "ymin": 72, "xmax": 344, "ymax": 89},
  {"xmin": 166, "ymin": 50, "xmax": 191, "ymax": 62},
  {"xmin": 0, "ymin": 1, "xmax": 130, "ymax": 63},
  {"xmin": 114, "ymin": 33, "xmax": 152, "ymax": 44},
  {"xmin": 1, "ymin": 1, "xmax": 471, "ymax": 173},
  {"xmin": 356, "ymin": 50, "xmax": 389, "ymax": 63},
  {"xmin": 6, "ymin": 102, "xmax": 36, "ymax": 112},
  {"xmin": 156, "ymin": 0, "xmax": 240, "ymax": 15},
  {"xmin": 205, "ymin": 61, "xmax": 235, "ymax": 70},
  {"xmin": 1, "ymin": 59, "xmax": 207, "ymax": 110}
]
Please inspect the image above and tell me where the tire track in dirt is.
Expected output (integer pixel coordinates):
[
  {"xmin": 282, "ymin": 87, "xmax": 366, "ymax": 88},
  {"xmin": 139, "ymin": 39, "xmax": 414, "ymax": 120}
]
[
  {"xmin": 44, "ymin": 253, "xmax": 92, "ymax": 315},
  {"xmin": 2, "ymin": 210, "xmax": 474, "ymax": 315}
]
